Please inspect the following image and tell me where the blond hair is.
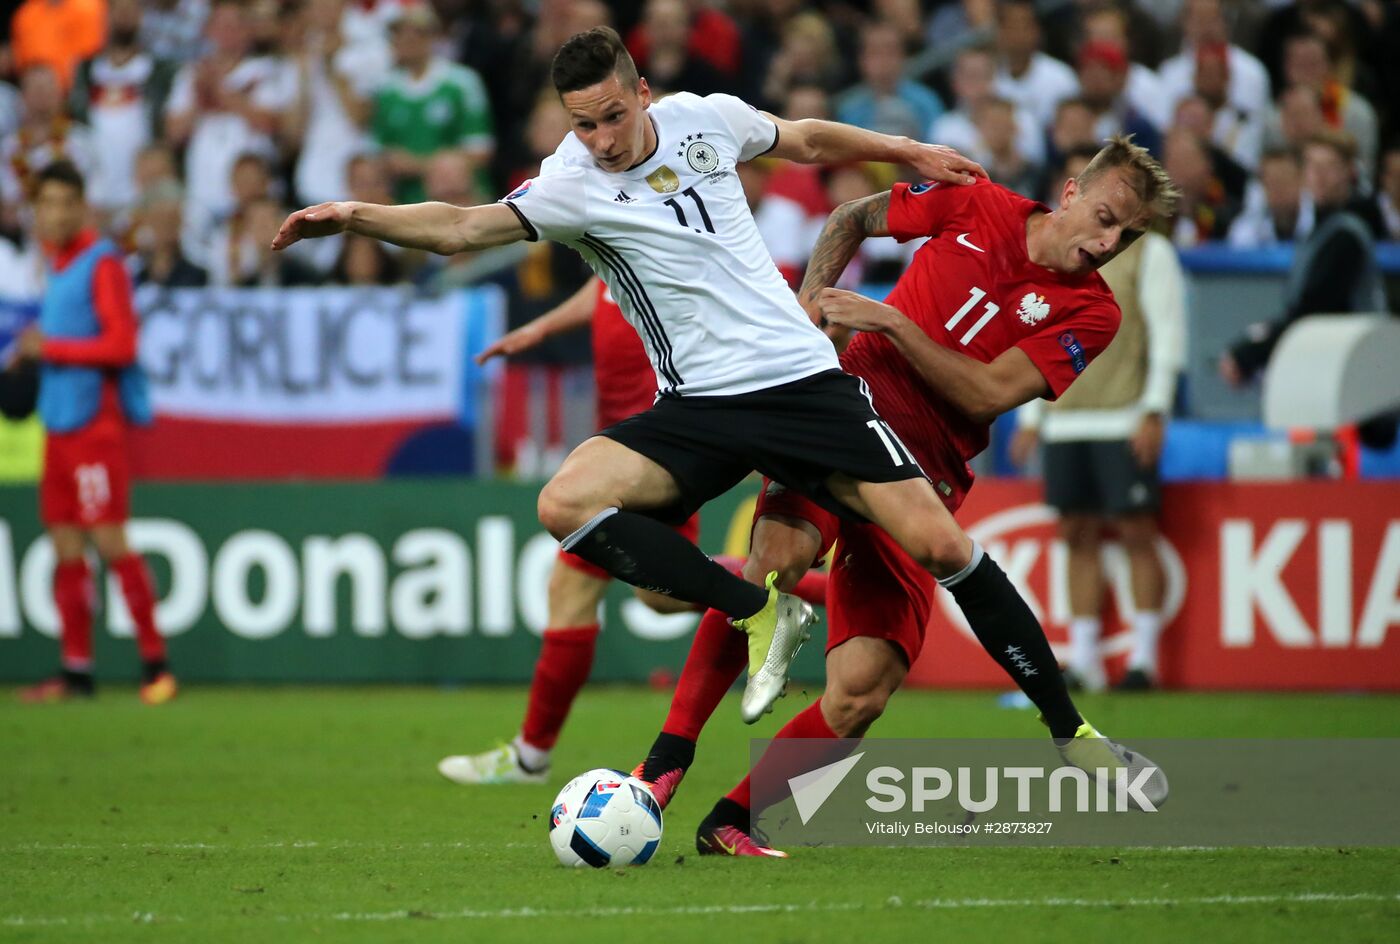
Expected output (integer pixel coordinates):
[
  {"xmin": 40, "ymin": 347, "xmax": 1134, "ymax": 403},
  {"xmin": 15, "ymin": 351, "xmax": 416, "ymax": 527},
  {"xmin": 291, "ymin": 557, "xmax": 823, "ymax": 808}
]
[{"xmin": 1078, "ymin": 134, "xmax": 1181, "ymax": 221}]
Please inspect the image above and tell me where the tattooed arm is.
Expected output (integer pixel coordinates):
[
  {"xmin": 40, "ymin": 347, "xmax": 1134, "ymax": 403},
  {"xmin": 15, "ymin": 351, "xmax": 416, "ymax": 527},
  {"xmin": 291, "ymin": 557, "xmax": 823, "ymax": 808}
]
[{"xmin": 797, "ymin": 191, "xmax": 891, "ymax": 349}]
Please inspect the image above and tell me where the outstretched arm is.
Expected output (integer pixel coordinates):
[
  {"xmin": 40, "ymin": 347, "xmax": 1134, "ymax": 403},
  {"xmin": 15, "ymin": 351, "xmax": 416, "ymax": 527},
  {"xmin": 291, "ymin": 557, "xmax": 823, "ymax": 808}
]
[
  {"xmin": 476, "ymin": 277, "xmax": 599, "ymax": 365},
  {"xmin": 764, "ymin": 115, "xmax": 985, "ymax": 185},
  {"xmin": 271, "ymin": 200, "xmax": 528, "ymax": 256}
]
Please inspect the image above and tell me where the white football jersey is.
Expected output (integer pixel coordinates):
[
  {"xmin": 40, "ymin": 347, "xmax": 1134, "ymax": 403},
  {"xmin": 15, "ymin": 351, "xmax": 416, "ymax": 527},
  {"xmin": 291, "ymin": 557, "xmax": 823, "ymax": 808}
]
[{"xmin": 502, "ymin": 92, "xmax": 839, "ymax": 397}]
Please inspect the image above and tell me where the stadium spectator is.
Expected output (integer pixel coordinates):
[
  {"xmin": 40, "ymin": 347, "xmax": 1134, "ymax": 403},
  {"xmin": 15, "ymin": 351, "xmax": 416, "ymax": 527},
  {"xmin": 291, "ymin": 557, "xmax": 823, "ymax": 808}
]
[
  {"xmin": 991, "ymin": 0, "xmax": 1079, "ymax": 128},
  {"xmin": 1277, "ymin": 31, "xmax": 1379, "ymax": 178},
  {"xmin": 1158, "ymin": 0, "xmax": 1270, "ymax": 121},
  {"xmin": 1043, "ymin": 96, "xmax": 1099, "ymax": 198},
  {"xmin": 129, "ymin": 180, "xmax": 208, "ymax": 288},
  {"xmin": 1171, "ymin": 94, "xmax": 1250, "ymax": 202},
  {"xmin": 225, "ymin": 196, "xmax": 318, "ymax": 287},
  {"xmin": 1220, "ymin": 131, "xmax": 1388, "ymax": 385},
  {"xmin": 1014, "ymin": 155, "xmax": 1186, "ymax": 693},
  {"xmin": 0, "ymin": 65, "xmax": 97, "ymax": 211},
  {"xmin": 14, "ymin": 160, "xmax": 176, "ymax": 705},
  {"xmin": 1264, "ymin": 83, "xmax": 1327, "ymax": 155},
  {"xmin": 330, "ymin": 232, "xmax": 402, "ymax": 286},
  {"xmin": 1227, "ymin": 146, "xmax": 1315, "ymax": 248},
  {"xmin": 758, "ymin": 11, "xmax": 844, "ymax": 111},
  {"xmin": 974, "ymin": 96, "xmax": 1041, "ymax": 198},
  {"xmin": 10, "ymin": 0, "xmax": 106, "ymax": 93},
  {"xmin": 628, "ymin": 0, "xmax": 740, "ymax": 85},
  {"xmin": 204, "ymin": 152, "xmax": 277, "ymax": 284},
  {"xmin": 931, "ymin": 45, "xmax": 1043, "ymax": 169},
  {"xmin": 133, "ymin": 142, "xmax": 180, "ymax": 195},
  {"xmin": 924, "ymin": 0, "xmax": 996, "ymax": 58},
  {"xmin": 1164, "ymin": 126, "xmax": 1239, "ymax": 247},
  {"xmin": 345, "ymin": 152, "xmax": 394, "ymax": 205},
  {"xmin": 141, "ymin": 0, "xmax": 212, "ymax": 65},
  {"xmin": 372, "ymin": 3, "xmax": 494, "ymax": 205},
  {"xmin": 69, "ymin": 0, "xmax": 177, "ymax": 215},
  {"xmin": 632, "ymin": 0, "xmax": 726, "ymax": 97},
  {"xmin": 834, "ymin": 21, "xmax": 943, "ymax": 142},
  {"xmin": 1079, "ymin": 3, "xmax": 1169, "ymax": 131},
  {"xmin": 1077, "ymin": 40, "xmax": 1161, "ymax": 156},
  {"xmin": 163, "ymin": 1, "xmax": 295, "ymax": 223},
  {"xmin": 1380, "ymin": 144, "xmax": 1400, "ymax": 241},
  {"xmin": 289, "ymin": 0, "xmax": 380, "ymax": 207},
  {"xmin": 1183, "ymin": 43, "xmax": 1264, "ymax": 172}
]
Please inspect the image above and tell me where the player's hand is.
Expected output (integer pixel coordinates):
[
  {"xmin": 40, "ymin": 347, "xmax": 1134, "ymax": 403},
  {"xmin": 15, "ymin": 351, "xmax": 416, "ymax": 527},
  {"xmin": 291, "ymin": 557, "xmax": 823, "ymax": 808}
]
[
  {"xmin": 475, "ymin": 323, "xmax": 547, "ymax": 364},
  {"xmin": 816, "ymin": 288, "xmax": 905, "ymax": 335},
  {"xmin": 902, "ymin": 143, "xmax": 987, "ymax": 186},
  {"xmin": 1009, "ymin": 426, "xmax": 1039, "ymax": 468},
  {"xmin": 14, "ymin": 326, "xmax": 43, "ymax": 362},
  {"xmin": 271, "ymin": 202, "xmax": 354, "ymax": 250},
  {"xmin": 1130, "ymin": 413, "xmax": 1165, "ymax": 468}
]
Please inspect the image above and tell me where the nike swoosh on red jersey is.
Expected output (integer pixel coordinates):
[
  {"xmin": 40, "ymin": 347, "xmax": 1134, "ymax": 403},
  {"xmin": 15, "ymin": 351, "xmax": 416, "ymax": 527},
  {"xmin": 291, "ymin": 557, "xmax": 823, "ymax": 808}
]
[{"xmin": 956, "ymin": 233, "xmax": 986, "ymax": 252}]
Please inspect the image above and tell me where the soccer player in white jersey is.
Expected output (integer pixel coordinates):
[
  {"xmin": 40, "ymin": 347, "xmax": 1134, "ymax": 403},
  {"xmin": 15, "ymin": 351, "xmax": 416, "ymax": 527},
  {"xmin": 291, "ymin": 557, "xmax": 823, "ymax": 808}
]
[{"xmin": 272, "ymin": 28, "xmax": 1084, "ymax": 736}]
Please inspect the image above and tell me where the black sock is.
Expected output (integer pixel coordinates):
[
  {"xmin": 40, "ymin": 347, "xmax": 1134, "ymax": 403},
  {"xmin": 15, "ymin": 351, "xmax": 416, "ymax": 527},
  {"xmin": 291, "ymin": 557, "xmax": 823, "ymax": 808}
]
[
  {"xmin": 943, "ymin": 551, "xmax": 1084, "ymax": 740},
  {"xmin": 140, "ymin": 659, "xmax": 168, "ymax": 685},
  {"xmin": 563, "ymin": 509, "xmax": 768, "ymax": 618},
  {"xmin": 61, "ymin": 668, "xmax": 95, "ymax": 695},
  {"xmin": 706, "ymin": 796, "xmax": 750, "ymax": 827},
  {"xmin": 641, "ymin": 731, "xmax": 696, "ymax": 781}
]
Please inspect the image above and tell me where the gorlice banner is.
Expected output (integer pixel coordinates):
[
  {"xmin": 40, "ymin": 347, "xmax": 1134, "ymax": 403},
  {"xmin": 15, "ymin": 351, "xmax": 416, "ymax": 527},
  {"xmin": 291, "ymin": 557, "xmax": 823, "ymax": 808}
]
[
  {"xmin": 129, "ymin": 286, "xmax": 501, "ymax": 478},
  {"xmin": 908, "ymin": 481, "xmax": 1400, "ymax": 691}
]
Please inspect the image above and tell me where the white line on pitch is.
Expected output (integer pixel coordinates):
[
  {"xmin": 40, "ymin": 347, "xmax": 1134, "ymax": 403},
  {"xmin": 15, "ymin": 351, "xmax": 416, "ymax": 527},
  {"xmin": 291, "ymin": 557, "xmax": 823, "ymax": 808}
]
[{"xmin": 6, "ymin": 892, "xmax": 1398, "ymax": 928}]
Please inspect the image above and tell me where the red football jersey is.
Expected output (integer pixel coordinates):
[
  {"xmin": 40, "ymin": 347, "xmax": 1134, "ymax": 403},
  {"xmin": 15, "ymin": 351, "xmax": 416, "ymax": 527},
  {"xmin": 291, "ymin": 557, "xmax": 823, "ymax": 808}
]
[
  {"xmin": 591, "ymin": 280, "xmax": 658, "ymax": 429},
  {"xmin": 839, "ymin": 178, "xmax": 1121, "ymax": 510}
]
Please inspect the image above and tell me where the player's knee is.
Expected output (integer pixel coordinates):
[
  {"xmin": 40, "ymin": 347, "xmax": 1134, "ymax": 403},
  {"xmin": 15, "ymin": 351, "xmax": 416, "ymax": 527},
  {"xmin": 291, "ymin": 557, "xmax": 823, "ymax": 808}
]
[
  {"xmin": 537, "ymin": 480, "xmax": 594, "ymax": 540},
  {"xmin": 1058, "ymin": 516, "xmax": 1100, "ymax": 551},
  {"xmin": 908, "ymin": 531, "xmax": 973, "ymax": 580},
  {"xmin": 741, "ymin": 548, "xmax": 807, "ymax": 591},
  {"xmin": 1115, "ymin": 516, "xmax": 1158, "ymax": 552},
  {"xmin": 821, "ymin": 687, "xmax": 890, "ymax": 738}
]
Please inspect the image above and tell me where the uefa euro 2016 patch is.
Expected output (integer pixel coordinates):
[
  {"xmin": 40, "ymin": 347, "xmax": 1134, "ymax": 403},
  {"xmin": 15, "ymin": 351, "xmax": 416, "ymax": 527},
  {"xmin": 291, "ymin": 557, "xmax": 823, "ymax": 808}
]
[{"xmin": 1059, "ymin": 331, "xmax": 1087, "ymax": 373}]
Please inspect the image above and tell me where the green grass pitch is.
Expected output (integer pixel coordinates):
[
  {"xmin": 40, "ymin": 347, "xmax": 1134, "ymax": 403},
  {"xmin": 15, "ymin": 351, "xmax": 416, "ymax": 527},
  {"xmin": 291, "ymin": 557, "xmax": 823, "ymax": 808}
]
[{"xmin": 4, "ymin": 685, "xmax": 1399, "ymax": 943}]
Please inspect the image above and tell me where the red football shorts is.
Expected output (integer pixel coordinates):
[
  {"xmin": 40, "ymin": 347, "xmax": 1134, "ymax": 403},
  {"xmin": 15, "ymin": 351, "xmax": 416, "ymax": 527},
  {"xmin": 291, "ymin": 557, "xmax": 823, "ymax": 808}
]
[
  {"xmin": 40, "ymin": 426, "xmax": 130, "ymax": 527},
  {"xmin": 557, "ymin": 513, "xmax": 701, "ymax": 579},
  {"xmin": 825, "ymin": 520, "xmax": 938, "ymax": 666}
]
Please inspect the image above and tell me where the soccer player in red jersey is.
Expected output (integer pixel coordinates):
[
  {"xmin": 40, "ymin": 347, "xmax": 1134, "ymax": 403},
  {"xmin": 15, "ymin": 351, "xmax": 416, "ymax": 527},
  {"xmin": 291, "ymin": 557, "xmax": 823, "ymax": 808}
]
[
  {"xmin": 15, "ymin": 161, "xmax": 176, "ymax": 705},
  {"xmin": 438, "ymin": 277, "xmax": 827, "ymax": 783},
  {"xmin": 631, "ymin": 136, "xmax": 1180, "ymax": 856}
]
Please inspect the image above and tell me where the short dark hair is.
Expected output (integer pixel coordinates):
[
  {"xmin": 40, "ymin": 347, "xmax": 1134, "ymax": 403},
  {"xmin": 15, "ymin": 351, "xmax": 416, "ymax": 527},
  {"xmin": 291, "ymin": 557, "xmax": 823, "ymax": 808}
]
[
  {"xmin": 551, "ymin": 27, "xmax": 639, "ymax": 94},
  {"xmin": 33, "ymin": 160, "xmax": 85, "ymax": 198}
]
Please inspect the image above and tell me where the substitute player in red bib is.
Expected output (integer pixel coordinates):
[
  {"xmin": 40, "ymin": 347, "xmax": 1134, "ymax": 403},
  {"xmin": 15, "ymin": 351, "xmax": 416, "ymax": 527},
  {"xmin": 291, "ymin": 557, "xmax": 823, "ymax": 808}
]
[
  {"xmin": 15, "ymin": 161, "xmax": 176, "ymax": 705},
  {"xmin": 632, "ymin": 136, "xmax": 1179, "ymax": 856},
  {"xmin": 438, "ymin": 277, "xmax": 826, "ymax": 783}
]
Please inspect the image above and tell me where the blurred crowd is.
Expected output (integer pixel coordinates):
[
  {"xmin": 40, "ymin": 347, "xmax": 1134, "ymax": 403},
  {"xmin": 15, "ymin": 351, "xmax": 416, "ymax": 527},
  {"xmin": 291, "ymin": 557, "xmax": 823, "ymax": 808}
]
[{"xmin": 0, "ymin": 0, "xmax": 1397, "ymax": 298}]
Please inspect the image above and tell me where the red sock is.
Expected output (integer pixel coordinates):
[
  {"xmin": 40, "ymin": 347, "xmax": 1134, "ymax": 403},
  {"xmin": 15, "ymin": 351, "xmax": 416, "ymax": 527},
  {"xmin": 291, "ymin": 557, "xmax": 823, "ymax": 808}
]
[
  {"xmin": 55, "ymin": 559, "xmax": 94, "ymax": 672},
  {"xmin": 726, "ymin": 698, "xmax": 848, "ymax": 815},
  {"xmin": 111, "ymin": 554, "xmax": 166, "ymax": 663},
  {"xmin": 520, "ymin": 624, "xmax": 600, "ymax": 751},
  {"xmin": 792, "ymin": 569, "xmax": 828, "ymax": 607},
  {"xmin": 662, "ymin": 607, "xmax": 747, "ymax": 741}
]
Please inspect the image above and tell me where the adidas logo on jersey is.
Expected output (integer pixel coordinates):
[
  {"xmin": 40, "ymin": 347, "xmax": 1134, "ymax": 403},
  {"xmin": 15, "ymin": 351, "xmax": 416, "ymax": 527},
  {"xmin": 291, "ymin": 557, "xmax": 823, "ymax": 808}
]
[
  {"xmin": 1018, "ymin": 292, "xmax": 1050, "ymax": 325},
  {"xmin": 614, "ymin": 191, "xmax": 637, "ymax": 204}
]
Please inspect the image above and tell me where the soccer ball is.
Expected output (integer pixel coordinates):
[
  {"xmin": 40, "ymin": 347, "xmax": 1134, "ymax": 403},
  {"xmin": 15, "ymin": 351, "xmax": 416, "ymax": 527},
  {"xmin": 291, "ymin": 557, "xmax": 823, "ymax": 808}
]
[{"xmin": 548, "ymin": 768, "xmax": 663, "ymax": 868}]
